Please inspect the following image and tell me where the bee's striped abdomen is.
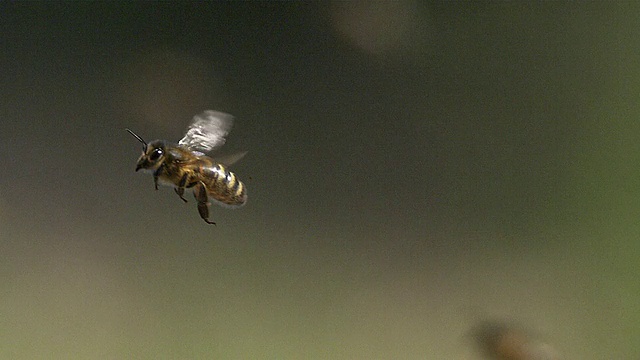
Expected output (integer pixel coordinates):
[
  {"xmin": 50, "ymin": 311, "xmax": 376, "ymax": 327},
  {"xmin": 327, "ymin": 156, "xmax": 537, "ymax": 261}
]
[{"xmin": 201, "ymin": 164, "xmax": 247, "ymax": 207}]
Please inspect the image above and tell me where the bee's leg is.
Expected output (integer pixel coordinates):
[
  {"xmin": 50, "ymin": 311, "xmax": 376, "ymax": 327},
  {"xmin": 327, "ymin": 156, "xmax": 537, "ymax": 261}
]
[
  {"xmin": 152, "ymin": 166, "xmax": 162, "ymax": 190},
  {"xmin": 174, "ymin": 173, "xmax": 188, "ymax": 203},
  {"xmin": 194, "ymin": 182, "xmax": 216, "ymax": 225}
]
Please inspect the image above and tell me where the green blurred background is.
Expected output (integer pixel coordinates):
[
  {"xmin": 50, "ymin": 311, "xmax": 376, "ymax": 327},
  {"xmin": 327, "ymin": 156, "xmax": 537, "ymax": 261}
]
[{"xmin": 1, "ymin": 2, "xmax": 638, "ymax": 359}]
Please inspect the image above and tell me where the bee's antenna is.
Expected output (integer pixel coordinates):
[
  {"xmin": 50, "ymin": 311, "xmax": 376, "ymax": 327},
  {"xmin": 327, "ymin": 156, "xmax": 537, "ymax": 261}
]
[{"xmin": 126, "ymin": 128, "xmax": 147, "ymax": 151}]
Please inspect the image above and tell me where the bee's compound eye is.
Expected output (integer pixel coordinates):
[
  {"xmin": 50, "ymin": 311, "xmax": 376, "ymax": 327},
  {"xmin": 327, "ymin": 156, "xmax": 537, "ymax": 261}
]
[{"xmin": 149, "ymin": 148, "xmax": 163, "ymax": 161}]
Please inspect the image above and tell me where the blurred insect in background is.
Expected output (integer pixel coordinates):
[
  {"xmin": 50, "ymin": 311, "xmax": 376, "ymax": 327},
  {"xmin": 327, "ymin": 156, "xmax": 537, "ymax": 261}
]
[
  {"xmin": 470, "ymin": 320, "xmax": 561, "ymax": 360},
  {"xmin": 127, "ymin": 110, "xmax": 247, "ymax": 225}
]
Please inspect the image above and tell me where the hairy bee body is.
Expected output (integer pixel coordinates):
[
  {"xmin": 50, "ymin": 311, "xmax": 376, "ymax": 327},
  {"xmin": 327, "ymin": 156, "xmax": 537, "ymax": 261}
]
[
  {"xmin": 158, "ymin": 145, "xmax": 247, "ymax": 208},
  {"xmin": 199, "ymin": 163, "xmax": 247, "ymax": 207},
  {"xmin": 127, "ymin": 110, "xmax": 247, "ymax": 225}
]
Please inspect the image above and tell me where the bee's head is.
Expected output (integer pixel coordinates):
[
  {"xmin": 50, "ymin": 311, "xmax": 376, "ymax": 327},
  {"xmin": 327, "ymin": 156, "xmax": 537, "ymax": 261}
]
[{"xmin": 126, "ymin": 129, "xmax": 167, "ymax": 171}]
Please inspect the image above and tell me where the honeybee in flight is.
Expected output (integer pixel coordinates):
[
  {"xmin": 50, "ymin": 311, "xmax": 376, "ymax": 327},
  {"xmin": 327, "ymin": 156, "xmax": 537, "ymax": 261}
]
[{"xmin": 127, "ymin": 110, "xmax": 247, "ymax": 225}]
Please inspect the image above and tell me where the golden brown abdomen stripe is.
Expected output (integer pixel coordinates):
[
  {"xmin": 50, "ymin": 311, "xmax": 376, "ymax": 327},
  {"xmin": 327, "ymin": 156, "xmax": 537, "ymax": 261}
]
[{"xmin": 202, "ymin": 164, "xmax": 247, "ymax": 207}]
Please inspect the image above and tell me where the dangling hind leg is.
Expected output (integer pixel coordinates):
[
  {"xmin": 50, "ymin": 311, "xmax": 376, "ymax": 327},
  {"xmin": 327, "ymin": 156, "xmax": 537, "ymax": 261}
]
[
  {"xmin": 193, "ymin": 182, "xmax": 216, "ymax": 225},
  {"xmin": 174, "ymin": 173, "xmax": 189, "ymax": 203}
]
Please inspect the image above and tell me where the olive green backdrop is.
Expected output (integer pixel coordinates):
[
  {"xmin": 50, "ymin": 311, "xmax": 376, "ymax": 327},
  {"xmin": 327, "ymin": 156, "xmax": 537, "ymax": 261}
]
[{"xmin": 0, "ymin": 2, "xmax": 638, "ymax": 359}]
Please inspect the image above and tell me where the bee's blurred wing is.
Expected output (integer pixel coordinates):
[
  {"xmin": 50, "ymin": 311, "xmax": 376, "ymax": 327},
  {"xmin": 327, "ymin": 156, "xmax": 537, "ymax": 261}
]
[
  {"xmin": 214, "ymin": 151, "xmax": 248, "ymax": 166},
  {"xmin": 178, "ymin": 110, "xmax": 234, "ymax": 154}
]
